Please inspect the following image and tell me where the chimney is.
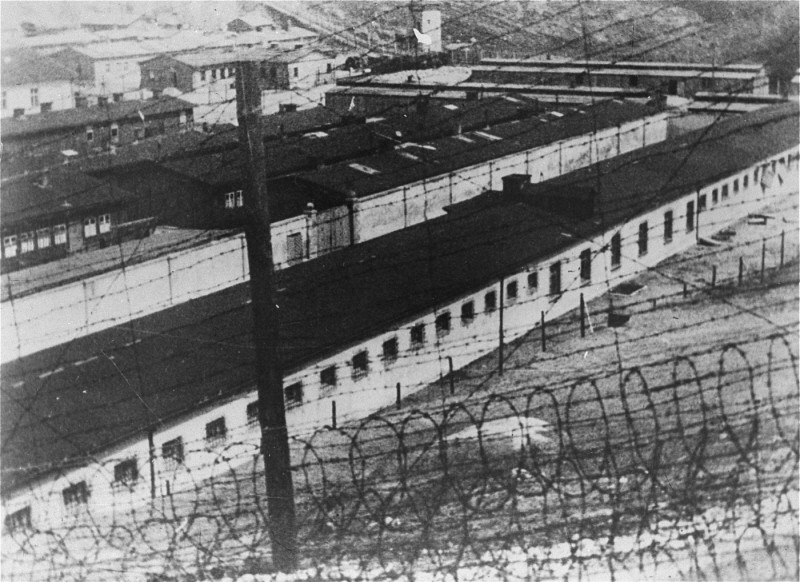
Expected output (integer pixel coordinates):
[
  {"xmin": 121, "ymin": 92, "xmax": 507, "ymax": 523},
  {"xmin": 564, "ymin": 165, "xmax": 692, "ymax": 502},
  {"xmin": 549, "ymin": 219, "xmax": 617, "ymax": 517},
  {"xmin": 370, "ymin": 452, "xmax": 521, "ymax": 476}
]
[{"xmin": 502, "ymin": 174, "xmax": 530, "ymax": 197}]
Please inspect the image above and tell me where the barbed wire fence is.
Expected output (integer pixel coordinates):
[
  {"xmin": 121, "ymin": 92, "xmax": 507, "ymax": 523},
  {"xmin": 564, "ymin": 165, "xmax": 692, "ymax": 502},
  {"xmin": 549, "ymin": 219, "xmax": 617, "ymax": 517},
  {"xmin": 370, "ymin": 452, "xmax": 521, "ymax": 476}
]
[{"xmin": 1, "ymin": 244, "xmax": 797, "ymax": 581}]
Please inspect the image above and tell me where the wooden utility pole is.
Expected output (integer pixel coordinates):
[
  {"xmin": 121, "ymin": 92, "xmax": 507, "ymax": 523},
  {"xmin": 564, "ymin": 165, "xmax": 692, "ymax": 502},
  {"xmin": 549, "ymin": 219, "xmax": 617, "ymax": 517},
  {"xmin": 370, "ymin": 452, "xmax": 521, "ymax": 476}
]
[{"xmin": 235, "ymin": 60, "xmax": 297, "ymax": 572}]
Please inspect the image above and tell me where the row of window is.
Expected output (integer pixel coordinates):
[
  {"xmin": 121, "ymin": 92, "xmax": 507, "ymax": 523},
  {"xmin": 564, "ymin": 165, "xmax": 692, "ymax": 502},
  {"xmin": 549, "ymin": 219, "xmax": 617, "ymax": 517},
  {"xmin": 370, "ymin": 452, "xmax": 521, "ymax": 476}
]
[
  {"xmin": 2, "ymin": 215, "xmax": 112, "ymax": 259},
  {"xmin": 224, "ymin": 190, "xmax": 244, "ymax": 209}
]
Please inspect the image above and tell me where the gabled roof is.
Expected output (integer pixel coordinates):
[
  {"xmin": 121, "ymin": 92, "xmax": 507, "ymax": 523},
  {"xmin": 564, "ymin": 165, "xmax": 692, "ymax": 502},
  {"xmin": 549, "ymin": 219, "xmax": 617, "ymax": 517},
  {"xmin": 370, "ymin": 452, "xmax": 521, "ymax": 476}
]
[
  {"xmin": 229, "ymin": 14, "xmax": 274, "ymax": 28},
  {"xmin": 1, "ymin": 97, "xmax": 194, "ymax": 139},
  {"xmin": 1, "ymin": 48, "xmax": 76, "ymax": 86},
  {"xmin": 2, "ymin": 168, "xmax": 134, "ymax": 226},
  {"xmin": 298, "ymin": 99, "xmax": 659, "ymax": 198},
  {"xmin": 2, "ymin": 102, "xmax": 796, "ymax": 491}
]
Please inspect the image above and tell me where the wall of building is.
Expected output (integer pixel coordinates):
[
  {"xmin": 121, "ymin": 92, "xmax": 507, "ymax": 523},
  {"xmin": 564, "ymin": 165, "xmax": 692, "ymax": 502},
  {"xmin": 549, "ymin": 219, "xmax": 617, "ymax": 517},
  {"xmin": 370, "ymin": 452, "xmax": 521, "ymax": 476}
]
[
  {"xmin": 3, "ymin": 109, "xmax": 194, "ymax": 163},
  {"xmin": 0, "ymin": 112, "xmax": 667, "ymax": 362},
  {"xmin": 4, "ymin": 146, "xmax": 796, "ymax": 528},
  {"xmin": 353, "ymin": 113, "xmax": 669, "ymax": 243},
  {"xmin": 93, "ymin": 58, "xmax": 146, "ymax": 95},
  {"xmin": 1, "ymin": 81, "xmax": 76, "ymax": 118},
  {"xmin": 140, "ymin": 57, "xmax": 196, "ymax": 93}
]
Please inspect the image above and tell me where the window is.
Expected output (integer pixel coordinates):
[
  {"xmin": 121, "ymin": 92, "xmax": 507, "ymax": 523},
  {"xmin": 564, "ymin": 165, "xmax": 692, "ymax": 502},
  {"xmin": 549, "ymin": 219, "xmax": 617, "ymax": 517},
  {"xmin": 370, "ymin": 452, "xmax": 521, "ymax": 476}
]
[
  {"xmin": 114, "ymin": 459, "xmax": 138, "ymax": 485},
  {"xmin": 698, "ymin": 194, "xmax": 706, "ymax": 212},
  {"xmin": 86, "ymin": 127, "xmax": 94, "ymax": 142},
  {"xmin": 62, "ymin": 481, "xmax": 89, "ymax": 508},
  {"xmin": 37, "ymin": 228, "xmax": 51, "ymax": 249},
  {"xmin": 110, "ymin": 123, "xmax": 119, "ymax": 142},
  {"xmin": 579, "ymin": 249, "xmax": 591, "ymax": 283},
  {"xmin": 293, "ymin": 67, "xmax": 299, "ymax": 78},
  {"xmin": 382, "ymin": 337, "xmax": 399, "ymax": 362},
  {"xmin": 461, "ymin": 300, "xmax": 475, "ymax": 323},
  {"xmin": 30, "ymin": 88, "xmax": 39, "ymax": 107},
  {"xmin": 435, "ymin": 311, "xmax": 451, "ymax": 335},
  {"xmin": 743, "ymin": 174, "xmax": 749, "ymax": 189},
  {"xmin": 484, "ymin": 290, "xmax": 497, "ymax": 312},
  {"xmin": 686, "ymin": 201, "xmax": 695, "ymax": 232},
  {"xmin": 19, "ymin": 232, "xmax": 34, "ymax": 254},
  {"xmin": 54, "ymin": 224, "xmax": 67, "ymax": 245},
  {"xmin": 5, "ymin": 507, "xmax": 31, "ymax": 533},
  {"xmin": 527, "ymin": 271, "xmax": 539, "ymax": 294},
  {"xmin": 712, "ymin": 189, "xmax": 718, "ymax": 205},
  {"xmin": 410, "ymin": 323, "xmax": 425, "ymax": 347},
  {"xmin": 754, "ymin": 167, "xmax": 759, "ymax": 183},
  {"xmin": 162, "ymin": 437, "xmax": 184, "ymax": 468},
  {"xmin": 638, "ymin": 222, "xmax": 648, "ymax": 256},
  {"xmin": 733, "ymin": 180, "xmax": 739, "ymax": 194},
  {"xmin": 3, "ymin": 235, "xmax": 17, "ymax": 258},
  {"xmin": 664, "ymin": 210, "xmax": 673, "ymax": 244},
  {"xmin": 179, "ymin": 112, "xmax": 187, "ymax": 125},
  {"xmin": 611, "ymin": 233, "xmax": 621, "ymax": 269},
  {"xmin": 224, "ymin": 190, "xmax": 244, "ymax": 209},
  {"xmin": 284, "ymin": 382, "xmax": 303, "ymax": 407},
  {"xmin": 352, "ymin": 351, "xmax": 369, "ymax": 378},
  {"xmin": 2, "ymin": 91, "xmax": 6, "ymax": 110},
  {"xmin": 286, "ymin": 233, "xmax": 303, "ymax": 263},
  {"xmin": 99, "ymin": 214, "xmax": 111, "ymax": 234},
  {"xmin": 149, "ymin": 70, "xmax": 155, "ymax": 80},
  {"xmin": 212, "ymin": 68, "xmax": 217, "ymax": 80},
  {"xmin": 506, "ymin": 280, "xmax": 518, "ymax": 300},
  {"xmin": 83, "ymin": 217, "xmax": 97, "ymax": 238},
  {"xmin": 549, "ymin": 262, "xmax": 562, "ymax": 296},
  {"xmin": 327, "ymin": 62, "xmax": 332, "ymax": 73},
  {"xmin": 205, "ymin": 417, "xmax": 227, "ymax": 446},
  {"xmin": 722, "ymin": 184, "xmax": 729, "ymax": 199},
  {"xmin": 246, "ymin": 401, "xmax": 259, "ymax": 425},
  {"xmin": 320, "ymin": 365, "xmax": 337, "ymax": 387}
]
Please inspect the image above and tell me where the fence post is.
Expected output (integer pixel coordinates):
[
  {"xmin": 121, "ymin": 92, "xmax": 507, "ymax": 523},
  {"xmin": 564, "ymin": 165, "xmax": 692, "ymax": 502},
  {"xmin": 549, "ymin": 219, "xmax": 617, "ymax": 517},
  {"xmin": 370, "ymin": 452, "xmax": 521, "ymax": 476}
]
[
  {"xmin": 498, "ymin": 279, "xmax": 504, "ymax": 376},
  {"xmin": 447, "ymin": 356, "xmax": 454, "ymax": 395},
  {"xmin": 780, "ymin": 230, "xmax": 785, "ymax": 267},
  {"xmin": 711, "ymin": 265, "xmax": 716, "ymax": 288},
  {"xmin": 739, "ymin": 256, "xmax": 744, "ymax": 286},
  {"xmin": 396, "ymin": 383, "xmax": 401, "ymax": 409},
  {"xmin": 331, "ymin": 401, "xmax": 337, "ymax": 429},
  {"xmin": 761, "ymin": 238, "xmax": 766, "ymax": 283},
  {"xmin": 540, "ymin": 311, "xmax": 546, "ymax": 352},
  {"xmin": 580, "ymin": 293, "xmax": 586, "ymax": 338}
]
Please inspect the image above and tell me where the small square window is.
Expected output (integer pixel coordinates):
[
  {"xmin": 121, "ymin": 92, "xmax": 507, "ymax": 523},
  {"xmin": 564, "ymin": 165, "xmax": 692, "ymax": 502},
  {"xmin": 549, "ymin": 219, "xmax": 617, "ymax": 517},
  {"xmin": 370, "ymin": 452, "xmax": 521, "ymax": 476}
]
[
  {"xmin": 410, "ymin": 324, "xmax": 425, "ymax": 347},
  {"xmin": 5, "ymin": 507, "xmax": 31, "ymax": 533},
  {"xmin": 435, "ymin": 311, "xmax": 451, "ymax": 335},
  {"xmin": 114, "ymin": 459, "xmax": 138, "ymax": 485},
  {"xmin": 162, "ymin": 438, "xmax": 184, "ymax": 468},
  {"xmin": 686, "ymin": 201, "xmax": 695, "ymax": 232},
  {"xmin": 99, "ymin": 214, "xmax": 111, "ymax": 234},
  {"xmin": 246, "ymin": 401, "xmax": 259, "ymax": 425},
  {"xmin": 54, "ymin": 224, "xmax": 67, "ymax": 245},
  {"xmin": 711, "ymin": 189, "xmax": 718, "ymax": 205},
  {"xmin": 37, "ymin": 228, "xmax": 51, "ymax": 249},
  {"xmin": 382, "ymin": 337, "xmax": 399, "ymax": 362},
  {"xmin": 461, "ymin": 301, "xmax": 475, "ymax": 323},
  {"xmin": 205, "ymin": 417, "xmax": 227, "ymax": 446},
  {"xmin": 743, "ymin": 174, "xmax": 749, "ymax": 188},
  {"xmin": 484, "ymin": 291, "xmax": 497, "ymax": 312},
  {"xmin": 284, "ymin": 382, "xmax": 303, "ymax": 407},
  {"xmin": 83, "ymin": 217, "xmax": 97, "ymax": 239},
  {"xmin": 506, "ymin": 280, "xmax": 518, "ymax": 300},
  {"xmin": 722, "ymin": 184, "xmax": 729, "ymax": 199},
  {"xmin": 293, "ymin": 67, "xmax": 299, "ymax": 78},
  {"xmin": 698, "ymin": 195, "xmax": 706, "ymax": 212},
  {"xmin": 611, "ymin": 233, "xmax": 622, "ymax": 269},
  {"xmin": 86, "ymin": 127, "xmax": 94, "ymax": 142},
  {"xmin": 733, "ymin": 180, "xmax": 738, "ymax": 194},
  {"xmin": 352, "ymin": 351, "xmax": 369, "ymax": 378},
  {"xmin": 527, "ymin": 271, "xmax": 538, "ymax": 293},
  {"xmin": 62, "ymin": 481, "xmax": 89, "ymax": 508},
  {"xmin": 321, "ymin": 365, "xmax": 337, "ymax": 387},
  {"xmin": 19, "ymin": 232, "xmax": 34, "ymax": 254},
  {"xmin": 3, "ymin": 235, "xmax": 17, "ymax": 258}
]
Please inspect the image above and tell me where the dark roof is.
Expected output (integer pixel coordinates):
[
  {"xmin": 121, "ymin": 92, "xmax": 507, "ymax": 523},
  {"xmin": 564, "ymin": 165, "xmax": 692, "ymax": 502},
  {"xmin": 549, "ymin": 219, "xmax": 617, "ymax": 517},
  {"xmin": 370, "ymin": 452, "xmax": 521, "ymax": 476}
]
[
  {"xmin": 261, "ymin": 106, "xmax": 364, "ymax": 140},
  {"xmin": 2, "ymin": 102, "xmax": 797, "ymax": 490},
  {"xmin": 2, "ymin": 168, "xmax": 134, "ymax": 227},
  {"xmin": 1, "ymin": 97, "xmax": 194, "ymax": 139},
  {"xmin": 1, "ymin": 48, "xmax": 76, "ymax": 86},
  {"xmin": 298, "ymin": 99, "xmax": 659, "ymax": 198}
]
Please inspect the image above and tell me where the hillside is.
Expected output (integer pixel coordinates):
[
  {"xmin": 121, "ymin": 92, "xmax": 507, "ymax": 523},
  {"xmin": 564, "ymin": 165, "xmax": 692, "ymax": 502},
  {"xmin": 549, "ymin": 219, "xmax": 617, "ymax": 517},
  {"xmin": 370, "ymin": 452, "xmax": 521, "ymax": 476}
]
[{"xmin": 266, "ymin": 1, "xmax": 798, "ymax": 82}]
